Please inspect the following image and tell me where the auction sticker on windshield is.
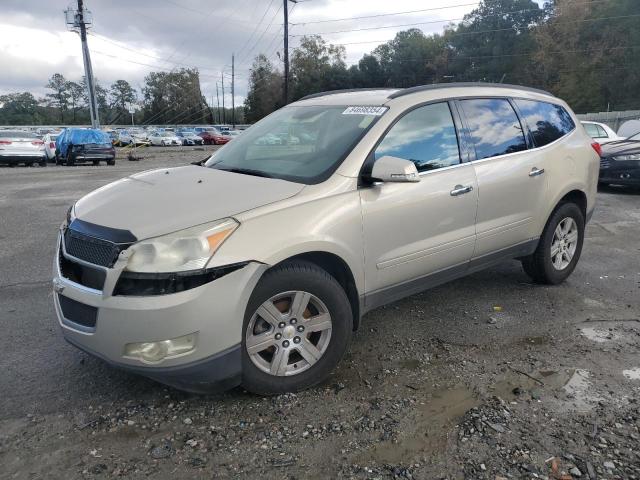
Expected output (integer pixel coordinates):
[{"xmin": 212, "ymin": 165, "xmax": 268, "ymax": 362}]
[{"xmin": 342, "ymin": 106, "xmax": 387, "ymax": 116}]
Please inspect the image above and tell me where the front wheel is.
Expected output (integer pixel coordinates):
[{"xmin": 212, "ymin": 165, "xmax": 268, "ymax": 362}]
[
  {"xmin": 241, "ymin": 261, "xmax": 352, "ymax": 395},
  {"xmin": 521, "ymin": 202, "xmax": 585, "ymax": 284}
]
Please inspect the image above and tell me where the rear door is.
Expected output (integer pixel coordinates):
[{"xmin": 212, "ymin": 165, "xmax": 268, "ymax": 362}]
[
  {"xmin": 457, "ymin": 98, "xmax": 545, "ymax": 257},
  {"xmin": 360, "ymin": 102, "xmax": 478, "ymax": 302}
]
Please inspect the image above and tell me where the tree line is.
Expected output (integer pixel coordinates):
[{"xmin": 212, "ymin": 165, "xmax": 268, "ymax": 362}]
[
  {"xmin": 244, "ymin": 0, "xmax": 640, "ymax": 122},
  {"xmin": 0, "ymin": 69, "xmax": 244, "ymax": 126}
]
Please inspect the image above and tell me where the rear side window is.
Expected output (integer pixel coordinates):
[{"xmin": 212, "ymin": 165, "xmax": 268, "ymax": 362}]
[
  {"xmin": 583, "ymin": 123, "xmax": 607, "ymax": 139},
  {"xmin": 374, "ymin": 102, "xmax": 461, "ymax": 172},
  {"xmin": 459, "ymin": 99, "xmax": 527, "ymax": 160},
  {"xmin": 515, "ymin": 99, "xmax": 575, "ymax": 147}
]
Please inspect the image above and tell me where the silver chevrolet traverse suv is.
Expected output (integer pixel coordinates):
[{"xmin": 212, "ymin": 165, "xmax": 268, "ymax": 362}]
[{"xmin": 53, "ymin": 83, "xmax": 599, "ymax": 394}]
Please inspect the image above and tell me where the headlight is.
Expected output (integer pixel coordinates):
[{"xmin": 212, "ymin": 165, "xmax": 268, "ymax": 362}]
[
  {"xmin": 63, "ymin": 204, "xmax": 76, "ymax": 228},
  {"xmin": 613, "ymin": 154, "xmax": 640, "ymax": 161},
  {"xmin": 125, "ymin": 218, "xmax": 239, "ymax": 273}
]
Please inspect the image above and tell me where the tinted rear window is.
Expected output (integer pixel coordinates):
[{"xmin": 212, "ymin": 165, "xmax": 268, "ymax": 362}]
[
  {"xmin": 515, "ymin": 100, "xmax": 575, "ymax": 147},
  {"xmin": 459, "ymin": 98, "xmax": 527, "ymax": 160}
]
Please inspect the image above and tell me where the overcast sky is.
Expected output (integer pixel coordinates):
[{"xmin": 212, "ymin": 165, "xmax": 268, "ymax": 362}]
[{"xmin": 1, "ymin": 0, "xmax": 514, "ymax": 106}]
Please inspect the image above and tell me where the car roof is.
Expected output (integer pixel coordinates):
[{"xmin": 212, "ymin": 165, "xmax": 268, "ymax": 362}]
[{"xmin": 292, "ymin": 83, "xmax": 557, "ymax": 107}]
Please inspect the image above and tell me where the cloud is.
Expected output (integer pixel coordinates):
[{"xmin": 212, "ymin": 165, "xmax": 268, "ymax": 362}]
[{"xmin": 0, "ymin": 0, "xmax": 482, "ymax": 102}]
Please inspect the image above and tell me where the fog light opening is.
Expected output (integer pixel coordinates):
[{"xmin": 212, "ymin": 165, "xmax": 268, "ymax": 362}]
[{"xmin": 124, "ymin": 333, "xmax": 197, "ymax": 364}]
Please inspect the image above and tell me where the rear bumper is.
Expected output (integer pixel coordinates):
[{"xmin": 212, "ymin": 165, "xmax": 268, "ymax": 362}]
[
  {"xmin": 599, "ymin": 160, "xmax": 640, "ymax": 185},
  {"xmin": 0, "ymin": 153, "xmax": 46, "ymax": 163}
]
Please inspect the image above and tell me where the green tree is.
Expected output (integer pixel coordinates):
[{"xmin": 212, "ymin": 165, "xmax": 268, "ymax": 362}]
[
  {"xmin": 0, "ymin": 92, "xmax": 40, "ymax": 125},
  {"xmin": 290, "ymin": 35, "xmax": 349, "ymax": 101},
  {"xmin": 142, "ymin": 69, "xmax": 209, "ymax": 124},
  {"xmin": 45, "ymin": 73, "xmax": 70, "ymax": 123},
  {"xmin": 66, "ymin": 81, "xmax": 84, "ymax": 123},
  {"xmin": 244, "ymin": 54, "xmax": 283, "ymax": 122},
  {"xmin": 109, "ymin": 79, "xmax": 137, "ymax": 123}
]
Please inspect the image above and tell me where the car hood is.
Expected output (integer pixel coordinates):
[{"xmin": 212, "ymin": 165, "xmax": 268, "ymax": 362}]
[
  {"xmin": 74, "ymin": 166, "xmax": 305, "ymax": 240},
  {"xmin": 601, "ymin": 140, "xmax": 640, "ymax": 156}
]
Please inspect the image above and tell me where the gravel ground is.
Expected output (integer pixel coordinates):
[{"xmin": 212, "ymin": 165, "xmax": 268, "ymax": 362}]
[{"xmin": 0, "ymin": 146, "xmax": 639, "ymax": 479}]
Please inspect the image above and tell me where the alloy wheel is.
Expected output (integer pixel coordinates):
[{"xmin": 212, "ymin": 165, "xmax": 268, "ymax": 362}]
[
  {"xmin": 245, "ymin": 291, "xmax": 332, "ymax": 377},
  {"xmin": 550, "ymin": 217, "xmax": 578, "ymax": 270}
]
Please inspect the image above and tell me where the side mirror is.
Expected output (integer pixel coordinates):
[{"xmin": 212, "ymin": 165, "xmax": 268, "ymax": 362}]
[{"xmin": 370, "ymin": 155, "xmax": 420, "ymax": 183}]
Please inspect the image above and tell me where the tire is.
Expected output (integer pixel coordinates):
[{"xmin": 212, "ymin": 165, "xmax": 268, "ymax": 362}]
[
  {"xmin": 161, "ymin": 141, "xmax": 166, "ymax": 147},
  {"xmin": 241, "ymin": 260, "xmax": 353, "ymax": 395},
  {"xmin": 66, "ymin": 151, "xmax": 75, "ymax": 166},
  {"xmin": 107, "ymin": 158, "xmax": 115, "ymax": 166},
  {"xmin": 39, "ymin": 158, "xmax": 46, "ymax": 167},
  {"xmin": 521, "ymin": 202, "xmax": 585, "ymax": 285},
  {"xmin": 25, "ymin": 161, "xmax": 34, "ymax": 167}
]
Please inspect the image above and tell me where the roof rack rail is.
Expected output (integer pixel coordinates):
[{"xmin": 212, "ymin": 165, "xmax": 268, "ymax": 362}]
[
  {"xmin": 298, "ymin": 88, "xmax": 397, "ymax": 102},
  {"xmin": 387, "ymin": 82, "xmax": 554, "ymax": 100}
]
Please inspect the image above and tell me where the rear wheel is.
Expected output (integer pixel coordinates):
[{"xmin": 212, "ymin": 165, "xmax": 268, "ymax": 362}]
[
  {"xmin": 39, "ymin": 158, "xmax": 46, "ymax": 167},
  {"xmin": 241, "ymin": 261, "xmax": 352, "ymax": 395},
  {"xmin": 522, "ymin": 202, "xmax": 584, "ymax": 284}
]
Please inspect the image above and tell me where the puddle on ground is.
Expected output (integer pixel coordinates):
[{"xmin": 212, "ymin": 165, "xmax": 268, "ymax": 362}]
[
  {"xmin": 399, "ymin": 358, "xmax": 422, "ymax": 370},
  {"xmin": 362, "ymin": 386, "xmax": 478, "ymax": 465},
  {"xmin": 580, "ymin": 326, "xmax": 619, "ymax": 343},
  {"xmin": 563, "ymin": 369, "xmax": 602, "ymax": 412},
  {"xmin": 623, "ymin": 368, "xmax": 640, "ymax": 380},
  {"xmin": 490, "ymin": 368, "xmax": 572, "ymax": 400}
]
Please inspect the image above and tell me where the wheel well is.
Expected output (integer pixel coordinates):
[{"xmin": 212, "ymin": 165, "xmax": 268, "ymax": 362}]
[
  {"xmin": 275, "ymin": 252, "xmax": 361, "ymax": 331},
  {"xmin": 558, "ymin": 190, "xmax": 587, "ymax": 218}
]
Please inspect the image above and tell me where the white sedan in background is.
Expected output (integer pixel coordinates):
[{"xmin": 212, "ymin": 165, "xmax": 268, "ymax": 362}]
[
  {"xmin": 148, "ymin": 131, "xmax": 181, "ymax": 146},
  {"xmin": 43, "ymin": 132, "xmax": 60, "ymax": 161},
  {"xmin": 581, "ymin": 121, "xmax": 624, "ymax": 144}
]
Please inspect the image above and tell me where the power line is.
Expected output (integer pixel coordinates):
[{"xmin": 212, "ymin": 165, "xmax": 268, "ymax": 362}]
[
  {"xmin": 291, "ymin": 4, "xmax": 632, "ymax": 38},
  {"xmin": 291, "ymin": 2, "xmax": 479, "ymax": 25},
  {"xmin": 296, "ymin": 13, "xmax": 640, "ymax": 43},
  {"xmin": 290, "ymin": 0, "xmax": 609, "ymax": 26}
]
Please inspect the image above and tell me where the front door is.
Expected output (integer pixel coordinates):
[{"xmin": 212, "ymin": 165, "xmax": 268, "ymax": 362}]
[{"xmin": 360, "ymin": 102, "xmax": 478, "ymax": 306}]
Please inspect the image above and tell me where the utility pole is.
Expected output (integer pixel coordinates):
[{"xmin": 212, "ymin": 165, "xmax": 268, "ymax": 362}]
[
  {"xmin": 216, "ymin": 83, "xmax": 220, "ymax": 123},
  {"xmin": 231, "ymin": 54, "xmax": 235, "ymax": 128},
  {"xmin": 221, "ymin": 73, "xmax": 226, "ymax": 125},
  {"xmin": 283, "ymin": 0, "xmax": 292, "ymax": 105},
  {"xmin": 66, "ymin": 0, "xmax": 100, "ymax": 128}
]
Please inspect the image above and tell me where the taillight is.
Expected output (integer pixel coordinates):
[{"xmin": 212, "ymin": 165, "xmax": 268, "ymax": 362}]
[
  {"xmin": 32, "ymin": 140, "xmax": 44, "ymax": 146},
  {"xmin": 0, "ymin": 140, "xmax": 12, "ymax": 145},
  {"xmin": 50, "ymin": 142, "xmax": 56, "ymax": 149},
  {"xmin": 591, "ymin": 142, "xmax": 602, "ymax": 156}
]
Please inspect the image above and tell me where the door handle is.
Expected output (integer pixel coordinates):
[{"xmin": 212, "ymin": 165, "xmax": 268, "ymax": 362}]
[
  {"xmin": 529, "ymin": 167, "xmax": 545, "ymax": 177},
  {"xmin": 450, "ymin": 184, "xmax": 473, "ymax": 196}
]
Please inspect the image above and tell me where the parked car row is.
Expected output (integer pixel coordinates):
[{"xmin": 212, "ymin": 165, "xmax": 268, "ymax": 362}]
[{"xmin": 106, "ymin": 126, "xmax": 242, "ymax": 147}]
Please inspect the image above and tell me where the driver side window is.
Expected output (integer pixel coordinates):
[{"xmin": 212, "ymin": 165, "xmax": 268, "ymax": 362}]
[{"xmin": 374, "ymin": 102, "xmax": 461, "ymax": 172}]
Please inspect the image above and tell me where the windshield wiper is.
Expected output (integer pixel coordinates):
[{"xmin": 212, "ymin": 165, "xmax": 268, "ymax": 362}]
[{"xmin": 217, "ymin": 167, "xmax": 273, "ymax": 178}]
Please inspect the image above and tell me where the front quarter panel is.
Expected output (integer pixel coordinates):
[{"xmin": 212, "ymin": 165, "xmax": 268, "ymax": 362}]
[{"xmin": 209, "ymin": 186, "xmax": 365, "ymax": 295}]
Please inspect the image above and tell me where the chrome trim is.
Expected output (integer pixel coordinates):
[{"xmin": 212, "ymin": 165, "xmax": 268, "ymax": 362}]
[
  {"xmin": 450, "ymin": 184, "xmax": 473, "ymax": 196},
  {"xmin": 418, "ymin": 161, "xmax": 469, "ymax": 177},
  {"xmin": 529, "ymin": 167, "xmax": 545, "ymax": 177}
]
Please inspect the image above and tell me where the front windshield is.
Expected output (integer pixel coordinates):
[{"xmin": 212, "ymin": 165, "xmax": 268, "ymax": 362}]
[
  {"xmin": 205, "ymin": 105, "xmax": 385, "ymax": 184},
  {"xmin": 161, "ymin": 132, "xmax": 173, "ymax": 137}
]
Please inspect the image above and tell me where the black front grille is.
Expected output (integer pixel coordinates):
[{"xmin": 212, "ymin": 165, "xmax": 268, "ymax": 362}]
[
  {"xmin": 600, "ymin": 158, "xmax": 610, "ymax": 169},
  {"xmin": 58, "ymin": 294, "xmax": 98, "ymax": 329},
  {"xmin": 64, "ymin": 228, "xmax": 121, "ymax": 267},
  {"xmin": 59, "ymin": 251, "xmax": 106, "ymax": 290}
]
